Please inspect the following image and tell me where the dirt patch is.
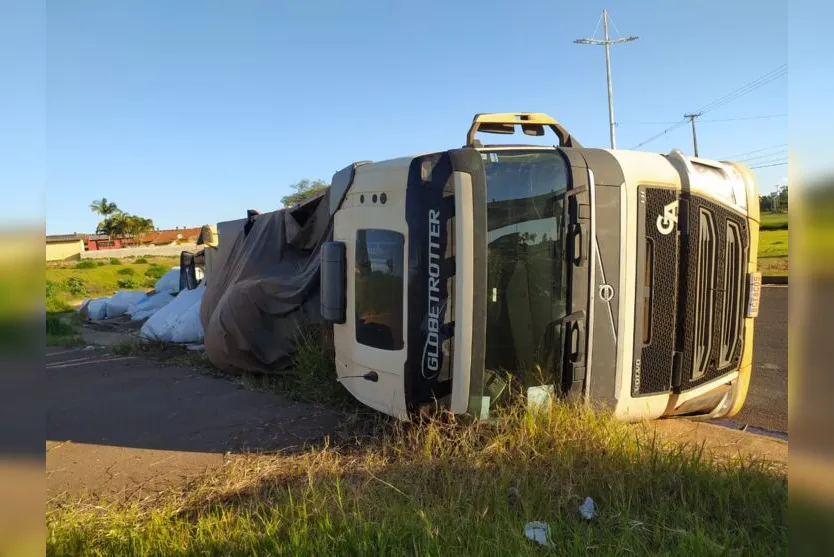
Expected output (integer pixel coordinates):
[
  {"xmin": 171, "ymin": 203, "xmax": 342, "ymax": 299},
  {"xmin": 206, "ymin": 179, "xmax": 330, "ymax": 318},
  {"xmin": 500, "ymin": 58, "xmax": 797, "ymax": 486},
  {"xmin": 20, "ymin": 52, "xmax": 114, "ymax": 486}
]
[
  {"xmin": 648, "ymin": 419, "xmax": 787, "ymax": 473},
  {"xmin": 759, "ymin": 256, "xmax": 788, "ymax": 276}
]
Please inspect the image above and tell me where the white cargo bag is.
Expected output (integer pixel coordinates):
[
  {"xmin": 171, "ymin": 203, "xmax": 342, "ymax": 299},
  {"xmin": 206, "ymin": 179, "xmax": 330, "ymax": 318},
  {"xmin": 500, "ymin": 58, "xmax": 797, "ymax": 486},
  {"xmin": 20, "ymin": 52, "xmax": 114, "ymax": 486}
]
[
  {"xmin": 105, "ymin": 290, "xmax": 147, "ymax": 319},
  {"xmin": 140, "ymin": 284, "xmax": 205, "ymax": 343},
  {"xmin": 128, "ymin": 291, "xmax": 176, "ymax": 321},
  {"xmin": 153, "ymin": 268, "xmax": 181, "ymax": 294},
  {"xmin": 83, "ymin": 297, "xmax": 109, "ymax": 321}
]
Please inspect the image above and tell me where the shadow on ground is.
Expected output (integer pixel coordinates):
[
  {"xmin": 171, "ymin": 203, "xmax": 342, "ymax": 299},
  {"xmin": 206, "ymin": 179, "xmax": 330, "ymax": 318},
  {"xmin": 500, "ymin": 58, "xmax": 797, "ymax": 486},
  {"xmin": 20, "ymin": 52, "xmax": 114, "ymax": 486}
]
[{"xmin": 47, "ymin": 346, "xmax": 341, "ymax": 454}]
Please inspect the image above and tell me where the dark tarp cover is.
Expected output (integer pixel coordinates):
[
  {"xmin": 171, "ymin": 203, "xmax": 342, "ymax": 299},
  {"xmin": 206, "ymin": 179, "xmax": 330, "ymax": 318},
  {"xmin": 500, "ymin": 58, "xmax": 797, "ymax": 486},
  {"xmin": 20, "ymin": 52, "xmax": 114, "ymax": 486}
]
[{"xmin": 200, "ymin": 191, "xmax": 332, "ymax": 374}]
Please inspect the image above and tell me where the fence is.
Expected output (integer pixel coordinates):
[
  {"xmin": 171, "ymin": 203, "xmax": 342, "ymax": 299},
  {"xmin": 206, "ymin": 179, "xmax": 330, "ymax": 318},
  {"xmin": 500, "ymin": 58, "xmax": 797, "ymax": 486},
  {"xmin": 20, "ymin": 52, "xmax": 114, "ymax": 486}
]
[{"xmin": 80, "ymin": 243, "xmax": 199, "ymax": 260}]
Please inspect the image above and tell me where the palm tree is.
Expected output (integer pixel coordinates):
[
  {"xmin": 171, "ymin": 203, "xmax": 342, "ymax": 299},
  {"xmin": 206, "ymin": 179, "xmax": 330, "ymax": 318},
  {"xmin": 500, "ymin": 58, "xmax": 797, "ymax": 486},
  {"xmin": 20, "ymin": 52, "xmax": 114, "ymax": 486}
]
[{"xmin": 90, "ymin": 198, "xmax": 120, "ymax": 217}]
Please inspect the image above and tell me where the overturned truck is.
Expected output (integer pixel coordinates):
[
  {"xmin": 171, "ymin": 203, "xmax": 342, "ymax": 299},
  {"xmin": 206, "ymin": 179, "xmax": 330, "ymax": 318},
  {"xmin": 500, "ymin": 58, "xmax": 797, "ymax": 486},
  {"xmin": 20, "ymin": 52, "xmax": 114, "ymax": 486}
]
[{"xmin": 202, "ymin": 112, "xmax": 762, "ymax": 423}]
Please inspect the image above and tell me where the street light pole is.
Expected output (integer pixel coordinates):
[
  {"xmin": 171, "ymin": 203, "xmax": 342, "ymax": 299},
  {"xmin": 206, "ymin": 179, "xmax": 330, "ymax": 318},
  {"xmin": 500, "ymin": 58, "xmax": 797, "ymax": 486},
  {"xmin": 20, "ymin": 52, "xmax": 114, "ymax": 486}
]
[
  {"xmin": 602, "ymin": 11, "xmax": 616, "ymax": 150},
  {"xmin": 575, "ymin": 9, "xmax": 638, "ymax": 149}
]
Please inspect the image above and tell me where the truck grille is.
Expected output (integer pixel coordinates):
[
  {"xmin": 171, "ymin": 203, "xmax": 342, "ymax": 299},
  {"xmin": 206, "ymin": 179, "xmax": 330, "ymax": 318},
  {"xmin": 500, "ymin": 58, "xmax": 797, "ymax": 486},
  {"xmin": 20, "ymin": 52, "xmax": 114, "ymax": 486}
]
[
  {"xmin": 636, "ymin": 188, "xmax": 748, "ymax": 396},
  {"xmin": 692, "ymin": 209, "xmax": 717, "ymax": 380},
  {"xmin": 634, "ymin": 188, "xmax": 678, "ymax": 396}
]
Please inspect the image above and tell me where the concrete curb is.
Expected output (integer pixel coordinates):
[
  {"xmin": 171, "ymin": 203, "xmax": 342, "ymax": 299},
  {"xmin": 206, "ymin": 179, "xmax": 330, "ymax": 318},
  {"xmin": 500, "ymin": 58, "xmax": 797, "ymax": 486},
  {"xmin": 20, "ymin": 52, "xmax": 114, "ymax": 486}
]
[{"xmin": 762, "ymin": 275, "xmax": 788, "ymax": 285}]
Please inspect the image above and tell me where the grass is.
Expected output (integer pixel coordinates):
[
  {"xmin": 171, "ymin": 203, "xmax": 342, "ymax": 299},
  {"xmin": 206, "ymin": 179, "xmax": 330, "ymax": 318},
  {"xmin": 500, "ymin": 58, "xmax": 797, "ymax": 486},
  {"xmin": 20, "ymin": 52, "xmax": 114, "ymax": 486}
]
[
  {"xmin": 758, "ymin": 229, "xmax": 788, "ymax": 277},
  {"xmin": 49, "ymin": 327, "xmax": 787, "ymax": 555},
  {"xmin": 758, "ymin": 229, "xmax": 788, "ymax": 258},
  {"xmin": 758, "ymin": 213, "xmax": 788, "ymax": 277},
  {"xmin": 271, "ymin": 326, "xmax": 356, "ymax": 407},
  {"xmin": 144, "ymin": 264, "xmax": 169, "ymax": 281},
  {"xmin": 760, "ymin": 212, "xmax": 788, "ymax": 231},
  {"xmin": 46, "ymin": 399, "xmax": 788, "ymax": 556},
  {"xmin": 74, "ymin": 259, "xmax": 98, "ymax": 269},
  {"xmin": 46, "ymin": 256, "xmax": 179, "ymax": 311},
  {"xmin": 46, "ymin": 312, "xmax": 83, "ymax": 347}
]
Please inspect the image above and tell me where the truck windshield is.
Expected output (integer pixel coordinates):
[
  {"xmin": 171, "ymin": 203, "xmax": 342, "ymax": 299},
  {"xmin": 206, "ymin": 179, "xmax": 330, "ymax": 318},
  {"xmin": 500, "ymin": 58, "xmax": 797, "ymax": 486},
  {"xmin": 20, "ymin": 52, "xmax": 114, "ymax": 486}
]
[{"xmin": 481, "ymin": 149, "xmax": 569, "ymax": 395}]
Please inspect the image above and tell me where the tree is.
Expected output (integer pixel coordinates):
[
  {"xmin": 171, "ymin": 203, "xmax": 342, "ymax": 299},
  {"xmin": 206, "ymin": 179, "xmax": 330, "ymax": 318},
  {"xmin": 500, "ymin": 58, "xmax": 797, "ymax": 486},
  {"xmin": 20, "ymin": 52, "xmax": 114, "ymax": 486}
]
[
  {"xmin": 96, "ymin": 213, "xmax": 155, "ymax": 238},
  {"xmin": 90, "ymin": 199, "xmax": 154, "ymax": 239},
  {"xmin": 760, "ymin": 195, "xmax": 773, "ymax": 213},
  {"xmin": 90, "ymin": 198, "xmax": 120, "ymax": 216},
  {"xmin": 281, "ymin": 179, "xmax": 329, "ymax": 208}
]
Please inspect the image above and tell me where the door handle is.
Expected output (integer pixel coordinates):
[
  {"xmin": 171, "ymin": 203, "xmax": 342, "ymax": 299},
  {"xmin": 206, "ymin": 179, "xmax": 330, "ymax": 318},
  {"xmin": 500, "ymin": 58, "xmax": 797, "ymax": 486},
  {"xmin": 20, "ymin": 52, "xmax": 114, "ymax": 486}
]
[{"xmin": 571, "ymin": 223, "xmax": 586, "ymax": 267}]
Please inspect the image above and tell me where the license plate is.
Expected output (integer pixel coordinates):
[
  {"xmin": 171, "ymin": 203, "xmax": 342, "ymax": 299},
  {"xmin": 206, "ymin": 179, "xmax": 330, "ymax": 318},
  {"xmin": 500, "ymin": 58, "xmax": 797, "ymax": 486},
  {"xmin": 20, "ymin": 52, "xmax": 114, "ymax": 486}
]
[{"xmin": 746, "ymin": 272, "xmax": 762, "ymax": 318}]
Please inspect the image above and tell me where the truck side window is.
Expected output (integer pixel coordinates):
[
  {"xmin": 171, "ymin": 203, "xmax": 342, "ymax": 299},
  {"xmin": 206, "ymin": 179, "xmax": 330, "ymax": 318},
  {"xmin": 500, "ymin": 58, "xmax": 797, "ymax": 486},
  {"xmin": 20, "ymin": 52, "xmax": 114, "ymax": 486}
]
[{"xmin": 355, "ymin": 229, "xmax": 405, "ymax": 350}]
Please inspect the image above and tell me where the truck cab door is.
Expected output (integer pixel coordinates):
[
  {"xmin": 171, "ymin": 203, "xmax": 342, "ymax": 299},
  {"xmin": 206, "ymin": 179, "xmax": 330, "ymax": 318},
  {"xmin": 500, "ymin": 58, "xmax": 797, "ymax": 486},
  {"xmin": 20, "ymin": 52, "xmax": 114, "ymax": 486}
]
[{"xmin": 559, "ymin": 151, "xmax": 593, "ymax": 400}]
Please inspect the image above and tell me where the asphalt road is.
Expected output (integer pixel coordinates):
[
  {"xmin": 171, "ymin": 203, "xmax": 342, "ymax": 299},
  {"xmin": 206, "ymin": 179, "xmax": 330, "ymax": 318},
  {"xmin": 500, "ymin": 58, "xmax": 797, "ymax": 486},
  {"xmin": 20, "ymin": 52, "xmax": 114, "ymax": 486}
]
[
  {"xmin": 730, "ymin": 285, "xmax": 788, "ymax": 434},
  {"xmin": 46, "ymin": 347, "xmax": 340, "ymax": 500}
]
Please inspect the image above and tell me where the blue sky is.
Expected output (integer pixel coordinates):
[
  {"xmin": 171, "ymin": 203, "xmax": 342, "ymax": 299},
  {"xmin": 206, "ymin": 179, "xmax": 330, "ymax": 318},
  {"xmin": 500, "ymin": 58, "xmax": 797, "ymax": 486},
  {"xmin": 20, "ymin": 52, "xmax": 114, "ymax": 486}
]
[{"xmin": 2, "ymin": 1, "xmax": 791, "ymax": 234}]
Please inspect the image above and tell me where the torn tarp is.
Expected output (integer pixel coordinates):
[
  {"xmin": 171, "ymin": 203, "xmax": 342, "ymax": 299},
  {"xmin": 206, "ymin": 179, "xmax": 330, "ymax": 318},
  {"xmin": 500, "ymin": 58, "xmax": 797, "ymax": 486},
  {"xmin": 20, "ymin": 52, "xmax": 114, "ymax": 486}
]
[{"xmin": 200, "ymin": 191, "xmax": 332, "ymax": 374}]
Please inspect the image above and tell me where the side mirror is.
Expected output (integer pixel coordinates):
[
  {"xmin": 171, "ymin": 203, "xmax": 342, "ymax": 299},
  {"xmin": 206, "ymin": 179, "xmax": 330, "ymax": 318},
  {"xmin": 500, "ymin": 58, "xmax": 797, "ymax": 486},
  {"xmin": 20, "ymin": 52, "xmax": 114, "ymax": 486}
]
[{"xmin": 320, "ymin": 241, "xmax": 347, "ymax": 324}]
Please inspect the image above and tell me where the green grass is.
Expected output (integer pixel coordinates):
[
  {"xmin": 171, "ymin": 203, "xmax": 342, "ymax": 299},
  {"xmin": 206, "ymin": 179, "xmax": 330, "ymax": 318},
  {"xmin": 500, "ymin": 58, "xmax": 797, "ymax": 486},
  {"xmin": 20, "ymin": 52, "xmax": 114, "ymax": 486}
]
[
  {"xmin": 46, "ymin": 258, "xmax": 179, "ymax": 311},
  {"xmin": 116, "ymin": 278, "xmax": 139, "ymax": 289},
  {"xmin": 46, "ymin": 312, "xmax": 83, "ymax": 347},
  {"xmin": 47, "ymin": 317, "xmax": 787, "ymax": 555},
  {"xmin": 758, "ymin": 229, "xmax": 788, "ymax": 259},
  {"xmin": 760, "ymin": 212, "xmax": 788, "ymax": 231},
  {"xmin": 74, "ymin": 259, "xmax": 98, "ymax": 269},
  {"xmin": 757, "ymin": 224, "xmax": 788, "ymax": 277},
  {"xmin": 271, "ymin": 325, "xmax": 356, "ymax": 407},
  {"xmin": 46, "ymin": 400, "xmax": 787, "ymax": 556},
  {"xmin": 144, "ymin": 264, "xmax": 169, "ymax": 281},
  {"xmin": 756, "ymin": 213, "xmax": 789, "ymax": 277}
]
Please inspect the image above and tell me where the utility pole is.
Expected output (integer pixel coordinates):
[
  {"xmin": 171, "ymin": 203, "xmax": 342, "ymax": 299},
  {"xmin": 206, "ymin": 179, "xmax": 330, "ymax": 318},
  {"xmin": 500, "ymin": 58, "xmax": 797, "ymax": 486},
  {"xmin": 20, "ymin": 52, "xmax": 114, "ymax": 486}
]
[
  {"xmin": 575, "ymin": 9, "xmax": 638, "ymax": 149},
  {"xmin": 684, "ymin": 112, "xmax": 702, "ymax": 157}
]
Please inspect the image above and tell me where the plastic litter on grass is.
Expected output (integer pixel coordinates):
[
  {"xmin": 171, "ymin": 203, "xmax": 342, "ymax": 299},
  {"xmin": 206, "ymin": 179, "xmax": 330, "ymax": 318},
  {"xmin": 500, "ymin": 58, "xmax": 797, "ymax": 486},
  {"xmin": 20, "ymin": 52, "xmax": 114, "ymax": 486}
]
[
  {"xmin": 524, "ymin": 521, "xmax": 554, "ymax": 547},
  {"xmin": 579, "ymin": 496, "xmax": 596, "ymax": 520}
]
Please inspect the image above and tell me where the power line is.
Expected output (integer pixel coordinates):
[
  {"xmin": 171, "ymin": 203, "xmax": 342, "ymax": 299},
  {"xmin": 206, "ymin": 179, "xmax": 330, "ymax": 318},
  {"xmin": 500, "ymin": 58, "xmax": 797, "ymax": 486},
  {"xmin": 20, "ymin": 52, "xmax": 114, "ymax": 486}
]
[
  {"xmin": 622, "ymin": 114, "xmax": 786, "ymax": 126},
  {"xmin": 700, "ymin": 114, "xmax": 787, "ymax": 122},
  {"xmin": 744, "ymin": 157, "xmax": 788, "ymax": 168},
  {"xmin": 630, "ymin": 65, "xmax": 788, "ymax": 150},
  {"xmin": 631, "ymin": 120, "xmax": 689, "ymax": 150},
  {"xmin": 693, "ymin": 64, "xmax": 787, "ymax": 115},
  {"xmin": 749, "ymin": 162, "xmax": 788, "ymax": 169},
  {"xmin": 738, "ymin": 150, "xmax": 789, "ymax": 163},
  {"xmin": 725, "ymin": 143, "xmax": 788, "ymax": 159}
]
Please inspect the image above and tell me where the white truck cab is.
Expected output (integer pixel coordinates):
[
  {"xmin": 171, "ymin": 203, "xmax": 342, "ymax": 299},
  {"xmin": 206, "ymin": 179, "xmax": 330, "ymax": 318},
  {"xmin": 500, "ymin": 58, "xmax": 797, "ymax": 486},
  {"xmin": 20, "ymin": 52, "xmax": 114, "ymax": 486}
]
[{"xmin": 319, "ymin": 113, "xmax": 761, "ymax": 422}]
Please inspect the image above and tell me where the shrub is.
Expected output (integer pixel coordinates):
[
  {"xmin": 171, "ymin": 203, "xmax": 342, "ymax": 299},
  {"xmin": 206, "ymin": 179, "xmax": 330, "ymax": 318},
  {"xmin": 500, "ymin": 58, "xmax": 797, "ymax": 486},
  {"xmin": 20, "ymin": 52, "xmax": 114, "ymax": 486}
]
[
  {"xmin": 117, "ymin": 267, "xmax": 136, "ymax": 276},
  {"xmin": 97, "ymin": 261, "xmax": 106, "ymax": 266},
  {"xmin": 63, "ymin": 277, "xmax": 88, "ymax": 297},
  {"xmin": 109, "ymin": 257, "xmax": 121, "ymax": 265},
  {"xmin": 74, "ymin": 260, "xmax": 97, "ymax": 269},
  {"xmin": 46, "ymin": 280, "xmax": 57, "ymax": 299},
  {"xmin": 116, "ymin": 278, "xmax": 138, "ymax": 289},
  {"xmin": 144, "ymin": 265, "xmax": 168, "ymax": 280},
  {"xmin": 135, "ymin": 257, "xmax": 149, "ymax": 264}
]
